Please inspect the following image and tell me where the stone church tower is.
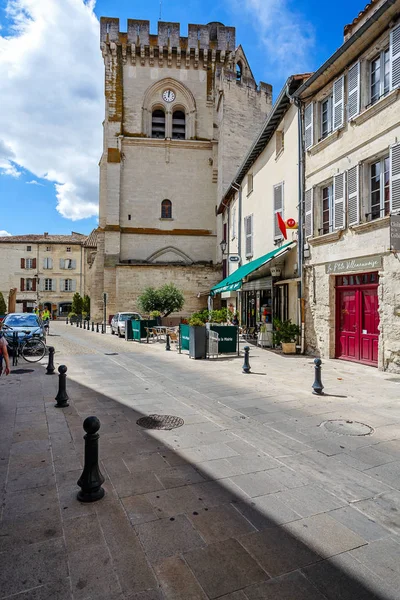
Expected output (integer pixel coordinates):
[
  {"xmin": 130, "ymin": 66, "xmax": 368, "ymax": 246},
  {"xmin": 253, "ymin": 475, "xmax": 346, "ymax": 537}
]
[{"xmin": 90, "ymin": 17, "xmax": 272, "ymax": 320}]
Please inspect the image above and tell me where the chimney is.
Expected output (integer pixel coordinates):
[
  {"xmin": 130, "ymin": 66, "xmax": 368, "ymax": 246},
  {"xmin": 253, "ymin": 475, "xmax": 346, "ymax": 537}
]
[{"xmin": 44, "ymin": 232, "xmax": 48, "ymax": 238}]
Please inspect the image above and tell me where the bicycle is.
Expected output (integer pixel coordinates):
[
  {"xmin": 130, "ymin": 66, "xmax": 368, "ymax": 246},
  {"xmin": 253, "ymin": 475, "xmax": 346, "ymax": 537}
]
[{"xmin": 1, "ymin": 324, "xmax": 47, "ymax": 365}]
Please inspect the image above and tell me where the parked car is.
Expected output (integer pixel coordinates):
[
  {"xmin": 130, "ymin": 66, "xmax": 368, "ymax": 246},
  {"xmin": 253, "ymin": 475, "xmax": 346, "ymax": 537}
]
[
  {"xmin": 1, "ymin": 313, "xmax": 46, "ymax": 342},
  {"xmin": 110, "ymin": 312, "xmax": 142, "ymax": 337}
]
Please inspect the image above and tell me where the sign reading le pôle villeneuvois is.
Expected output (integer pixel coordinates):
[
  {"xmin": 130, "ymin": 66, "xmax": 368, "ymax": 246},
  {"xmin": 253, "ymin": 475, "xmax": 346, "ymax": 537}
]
[
  {"xmin": 390, "ymin": 215, "xmax": 400, "ymax": 252},
  {"xmin": 325, "ymin": 254, "xmax": 383, "ymax": 274}
]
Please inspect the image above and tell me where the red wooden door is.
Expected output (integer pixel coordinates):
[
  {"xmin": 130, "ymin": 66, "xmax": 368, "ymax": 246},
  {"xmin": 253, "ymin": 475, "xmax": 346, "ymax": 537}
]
[{"xmin": 336, "ymin": 279, "xmax": 379, "ymax": 366}]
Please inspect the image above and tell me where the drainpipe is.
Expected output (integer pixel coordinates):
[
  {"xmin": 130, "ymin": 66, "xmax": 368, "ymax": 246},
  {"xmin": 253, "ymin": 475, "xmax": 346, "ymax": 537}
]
[
  {"xmin": 286, "ymin": 83, "xmax": 305, "ymax": 353},
  {"xmin": 231, "ymin": 182, "xmax": 241, "ymax": 316}
]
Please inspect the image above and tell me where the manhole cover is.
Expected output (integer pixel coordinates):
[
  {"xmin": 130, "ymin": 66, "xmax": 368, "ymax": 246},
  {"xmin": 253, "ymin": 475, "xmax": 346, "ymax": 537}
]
[
  {"xmin": 321, "ymin": 420, "xmax": 374, "ymax": 436},
  {"xmin": 136, "ymin": 414, "xmax": 184, "ymax": 430},
  {"xmin": 11, "ymin": 369, "xmax": 34, "ymax": 374}
]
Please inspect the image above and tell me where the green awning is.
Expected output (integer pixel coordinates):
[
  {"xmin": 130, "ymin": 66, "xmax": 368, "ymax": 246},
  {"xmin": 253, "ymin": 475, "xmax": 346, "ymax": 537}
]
[{"xmin": 210, "ymin": 242, "xmax": 295, "ymax": 296}]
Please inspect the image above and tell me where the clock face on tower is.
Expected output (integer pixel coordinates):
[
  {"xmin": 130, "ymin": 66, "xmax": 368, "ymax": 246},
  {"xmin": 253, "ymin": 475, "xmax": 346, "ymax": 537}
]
[{"xmin": 162, "ymin": 89, "xmax": 175, "ymax": 103}]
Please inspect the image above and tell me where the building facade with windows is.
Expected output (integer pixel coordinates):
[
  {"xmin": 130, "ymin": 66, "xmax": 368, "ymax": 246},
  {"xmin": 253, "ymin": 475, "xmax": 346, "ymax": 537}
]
[
  {"xmin": 211, "ymin": 75, "xmax": 310, "ymax": 343},
  {"xmin": 90, "ymin": 18, "xmax": 272, "ymax": 319},
  {"xmin": 296, "ymin": 0, "xmax": 400, "ymax": 370},
  {"xmin": 0, "ymin": 233, "xmax": 87, "ymax": 317}
]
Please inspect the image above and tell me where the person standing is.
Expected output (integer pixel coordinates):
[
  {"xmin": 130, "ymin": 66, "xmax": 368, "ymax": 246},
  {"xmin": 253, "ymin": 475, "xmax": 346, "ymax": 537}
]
[{"xmin": 0, "ymin": 330, "xmax": 10, "ymax": 376}]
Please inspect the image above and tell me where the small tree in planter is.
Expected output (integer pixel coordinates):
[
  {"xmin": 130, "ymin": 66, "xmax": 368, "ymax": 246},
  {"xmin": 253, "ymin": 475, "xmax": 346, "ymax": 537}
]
[
  {"xmin": 273, "ymin": 318, "xmax": 301, "ymax": 354},
  {"xmin": 138, "ymin": 284, "xmax": 184, "ymax": 318},
  {"xmin": 188, "ymin": 315, "xmax": 206, "ymax": 359},
  {"xmin": 71, "ymin": 292, "xmax": 83, "ymax": 320}
]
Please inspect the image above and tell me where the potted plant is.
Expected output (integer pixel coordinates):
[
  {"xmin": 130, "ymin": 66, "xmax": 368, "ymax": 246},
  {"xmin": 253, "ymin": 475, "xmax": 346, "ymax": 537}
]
[
  {"xmin": 149, "ymin": 310, "xmax": 162, "ymax": 325},
  {"xmin": 273, "ymin": 318, "xmax": 300, "ymax": 354},
  {"xmin": 188, "ymin": 315, "xmax": 207, "ymax": 359}
]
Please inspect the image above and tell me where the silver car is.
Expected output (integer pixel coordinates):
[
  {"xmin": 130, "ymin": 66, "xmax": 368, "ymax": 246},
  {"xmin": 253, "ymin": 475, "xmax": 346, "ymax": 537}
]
[
  {"xmin": 2, "ymin": 312, "xmax": 46, "ymax": 342},
  {"xmin": 110, "ymin": 312, "xmax": 142, "ymax": 337}
]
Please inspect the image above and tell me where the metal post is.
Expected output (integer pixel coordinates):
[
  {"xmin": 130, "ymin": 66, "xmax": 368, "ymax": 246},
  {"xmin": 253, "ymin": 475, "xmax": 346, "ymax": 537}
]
[
  {"xmin": 79, "ymin": 320, "xmax": 82, "ymax": 328},
  {"xmin": 178, "ymin": 324, "xmax": 181, "ymax": 354},
  {"xmin": 166, "ymin": 333, "xmax": 171, "ymax": 351},
  {"xmin": 96, "ymin": 323, "xmax": 99, "ymax": 333},
  {"xmin": 76, "ymin": 320, "xmax": 79, "ymax": 327},
  {"xmin": 101, "ymin": 323, "xmax": 105, "ymax": 334},
  {"xmin": 312, "ymin": 358, "xmax": 324, "ymax": 395},
  {"xmin": 12, "ymin": 331, "xmax": 18, "ymax": 366},
  {"xmin": 91, "ymin": 321, "xmax": 94, "ymax": 332},
  {"xmin": 66, "ymin": 317, "xmax": 68, "ymax": 325},
  {"xmin": 55, "ymin": 365, "xmax": 69, "ymax": 407},
  {"xmin": 77, "ymin": 416, "xmax": 105, "ymax": 503},
  {"xmin": 103, "ymin": 292, "xmax": 107, "ymax": 337},
  {"xmin": 83, "ymin": 320, "xmax": 86, "ymax": 330},
  {"xmin": 242, "ymin": 345, "xmax": 251, "ymax": 374},
  {"xmin": 46, "ymin": 346, "xmax": 55, "ymax": 375}
]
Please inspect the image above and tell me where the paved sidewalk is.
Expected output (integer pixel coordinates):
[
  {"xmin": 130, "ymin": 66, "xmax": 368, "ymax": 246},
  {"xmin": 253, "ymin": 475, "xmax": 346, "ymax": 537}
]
[{"xmin": 1, "ymin": 322, "xmax": 400, "ymax": 599}]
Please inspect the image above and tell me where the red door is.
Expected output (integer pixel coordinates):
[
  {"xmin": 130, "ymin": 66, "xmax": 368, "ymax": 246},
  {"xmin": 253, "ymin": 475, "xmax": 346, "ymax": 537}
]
[{"xmin": 336, "ymin": 274, "xmax": 379, "ymax": 366}]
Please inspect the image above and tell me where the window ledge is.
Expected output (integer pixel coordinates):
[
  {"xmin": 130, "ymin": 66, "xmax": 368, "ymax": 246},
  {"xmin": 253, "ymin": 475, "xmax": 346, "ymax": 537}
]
[
  {"xmin": 275, "ymin": 148, "xmax": 284, "ymax": 161},
  {"xmin": 351, "ymin": 216, "xmax": 390, "ymax": 233},
  {"xmin": 308, "ymin": 129, "xmax": 340, "ymax": 155},
  {"xmin": 159, "ymin": 218, "xmax": 174, "ymax": 221},
  {"xmin": 308, "ymin": 229, "xmax": 343, "ymax": 246},
  {"xmin": 350, "ymin": 88, "xmax": 400, "ymax": 126}
]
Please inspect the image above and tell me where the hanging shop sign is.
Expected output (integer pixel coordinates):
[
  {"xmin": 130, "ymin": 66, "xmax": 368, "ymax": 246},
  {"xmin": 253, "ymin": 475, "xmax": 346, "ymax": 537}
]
[
  {"xmin": 325, "ymin": 254, "xmax": 383, "ymax": 274},
  {"xmin": 286, "ymin": 218, "xmax": 298, "ymax": 229},
  {"xmin": 390, "ymin": 215, "xmax": 400, "ymax": 252}
]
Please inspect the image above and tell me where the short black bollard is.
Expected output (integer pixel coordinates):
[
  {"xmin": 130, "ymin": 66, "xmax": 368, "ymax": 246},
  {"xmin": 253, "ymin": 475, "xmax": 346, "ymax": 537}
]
[
  {"xmin": 165, "ymin": 333, "xmax": 171, "ymax": 351},
  {"xmin": 55, "ymin": 365, "xmax": 69, "ymax": 407},
  {"xmin": 79, "ymin": 321, "xmax": 82, "ymax": 329},
  {"xmin": 46, "ymin": 346, "xmax": 55, "ymax": 375},
  {"xmin": 70, "ymin": 319, "xmax": 73, "ymax": 326},
  {"xmin": 96, "ymin": 323, "xmax": 99, "ymax": 333},
  {"xmin": 66, "ymin": 317, "xmax": 69, "ymax": 325},
  {"xmin": 91, "ymin": 321, "xmax": 94, "ymax": 332},
  {"xmin": 77, "ymin": 416, "xmax": 105, "ymax": 503},
  {"xmin": 312, "ymin": 358, "xmax": 324, "ymax": 395},
  {"xmin": 101, "ymin": 323, "xmax": 105, "ymax": 334},
  {"xmin": 76, "ymin": 320, "xmax": 79, "ymax": 328},
  {"xmin": 242, "ymin": 346, "xmax": 251, "ymax": 374},
  {"xmin": 83, "ymin": 320, "xmax": 86, "ymax": 330}
]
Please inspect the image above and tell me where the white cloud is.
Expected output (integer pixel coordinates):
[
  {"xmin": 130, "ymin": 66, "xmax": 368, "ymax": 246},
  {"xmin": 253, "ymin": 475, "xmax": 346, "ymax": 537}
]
[
  {"xmin": 236, "ymin": 0, "xmax": 315, "ymax": 79},
  {"xmin": 0, "ymin": 230, "xmax": 12, "ymax": 236},
  {"xmin": 0, "ymin": 0, "xmax": 103, "ymax": 220},
  {"xmin": 26, "ymin": 180, "xmax": 44, "ymax": 186}
]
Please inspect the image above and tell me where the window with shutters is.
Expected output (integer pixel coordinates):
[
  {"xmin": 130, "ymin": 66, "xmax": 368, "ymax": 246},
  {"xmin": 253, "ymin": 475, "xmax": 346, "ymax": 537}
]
[
  {"xmin": 347, "ymin": 165, "xmax": 360, "ymax": 226},
  {"xmin": 369, "ymin": 49, "xmax": 390, "ymax": 105},
  {"xmin": 25, "ymin": 258, "xmax": 34, "ymax": 269},
  {"xmin": 347, "ymin": 63, "xmax": 360, "ymax": 120},
  {"xmin": 25, "ymin": 278, "xmax": 34, "ymax": 291},
  {"xmin": 391, "ymin": 24, "xmax": 400, "ymax": 91},
  {"xmin": 320, "ymin": 184, "xmax": 333, "ymax": 235},
  {"xmin": 320, "ymin": 94, "xmax": 333, "ymax": 139},
  {"xmin": 369, "ymin": 157, "xmax": 390, "ymax": 220},
  {"xmin": 63, "ymin": 279, "xmax": 73, "ymax": 292},
  {"xmin": 390, "ymin": 143, "xmax": 400, "ymax": 213},
  {"xmin": 26, "ymin": 246, "xmax": 31, "ymax": 251},
  {"xmin": 244, "ymin": 215, "xmax": 253, "ymax": 258},
  {"xmin": 43, "ymin": 257, "xmax": 52, "ymax": 269},
  {"xmin": 65, "ymin": 258, "xmax": 73, "ymax": 269},
  {"xmin": 333, "ymin": 172, "xmax": 346, "ymax": 230},
  {"xmin": 332, "ymin": 76, "xmax": 344, "ymax": 130},
  {"xmin": 273, "ymin": 183, "xmax": 284, "ymax": 240},
  {"xmin": 247, "ymin": 174, "xmax": 253, "ymax": 195},
  {"xmin": 304, "ymin": 103, "xmax": 313, "ymax": 149},
  {"xmin": 44, "ymin": 278, "xmax": 53, "ymax": 291}
]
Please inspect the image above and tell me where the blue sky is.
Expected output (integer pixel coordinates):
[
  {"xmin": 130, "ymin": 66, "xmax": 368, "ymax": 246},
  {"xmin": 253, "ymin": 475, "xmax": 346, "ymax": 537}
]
[{"xmin": 0, "ymin": 0, "xmax": 366, "ymax": 237}]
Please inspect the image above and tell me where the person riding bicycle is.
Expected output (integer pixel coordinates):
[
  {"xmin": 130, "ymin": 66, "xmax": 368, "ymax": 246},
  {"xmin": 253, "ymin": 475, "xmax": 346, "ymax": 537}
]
[
  {"xmin": 42, "ymin": 308, "xmax": 51, "ymax": 332},
  {"xmin": 0, "ymin": 326, "xmax": 10, "ymax": 376}
]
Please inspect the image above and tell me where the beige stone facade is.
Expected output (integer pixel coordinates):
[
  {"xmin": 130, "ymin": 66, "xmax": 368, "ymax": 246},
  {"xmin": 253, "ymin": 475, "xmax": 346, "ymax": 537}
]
[
  {"xmin": 0, "ymin": 233, "xmax": 87, "ymax": 317},
  {"xmin": 90, "ymin": 18, "xmax": 272, "ymax": 320},
  {"xmin": 296, "ymin": 0, "xmax": 400, "ymax": 371}
]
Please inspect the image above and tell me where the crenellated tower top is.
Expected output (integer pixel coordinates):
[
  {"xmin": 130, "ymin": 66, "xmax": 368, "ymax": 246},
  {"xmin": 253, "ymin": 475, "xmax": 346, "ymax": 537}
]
[{"xmin": 100, "ymin": 18, "xmax": 236, "ymax": 66}]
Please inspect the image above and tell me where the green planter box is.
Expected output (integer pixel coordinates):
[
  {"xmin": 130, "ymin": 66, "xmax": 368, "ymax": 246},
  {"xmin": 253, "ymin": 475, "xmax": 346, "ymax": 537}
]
[
  {"xmin": 210, "ymin": 325, "xmax": 238, "ymax": 354},
  {"xmin": 189, "ymin": 326, "xmax": 207, "ymax": 359},
  {"xmin": 180, "ymin": 324, "xmax": 190, "ymax": 351},
  {"xmin": 130, "ymin": 319, "xmax": 157, "ymax": 341}
]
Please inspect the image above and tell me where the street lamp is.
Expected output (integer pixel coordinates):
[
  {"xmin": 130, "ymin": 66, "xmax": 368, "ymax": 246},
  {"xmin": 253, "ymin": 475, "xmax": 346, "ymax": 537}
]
[{"xmin": 219, "ymin": 240, "xmax": 227, "ymax": 255}]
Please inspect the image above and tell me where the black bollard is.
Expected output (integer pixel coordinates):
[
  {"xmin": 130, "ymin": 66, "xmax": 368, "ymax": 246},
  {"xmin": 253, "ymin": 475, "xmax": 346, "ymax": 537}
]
[
  {"xmin": 101, "ymin": 323, "xmax": 105, "ymax": 334},
  {"xmin": 312, "ymin": 358, "xmax": 324, "ymax": 395},
  {"xmin": 96, "ymin": 323, "xmax": 99, "ymax": 333},
  {"xmin": 242, "ymin": 345, "xmax": 251, "ymax": 374},
  {"xmin": 83, "ymin": 320, "xmax": 86, "ymax": 330},
  {"xmin": 76, "ymin": 320, "xmax": 79, "ymax": 328},
  {"xmin": 79, "ymin": 321, "xmax": 82, "ymax": 329},
  {"xmin": 77, "ymin": 416, "xmax": 105, "ymax": 503},
  {"xmin": 55, "ymin": 365, "xmax": 69, "ymax": 407},
  {"xmin": 165, "ymin": 333, "xmax": 171, "ymax": 351},
  {"xmin": 91, "ymin": 321, "xmax": 94, "ymax": 332},
  {"xmin": 66, "ymin": 317, "xmax": 68, "ymax": 325},
  {"xmin": 46, "ymin": 346, "xmax": 55, "ymax": 375},
  {"xmin": 70, "ymin": 319, "xmax": 73, "ymax": 326}
]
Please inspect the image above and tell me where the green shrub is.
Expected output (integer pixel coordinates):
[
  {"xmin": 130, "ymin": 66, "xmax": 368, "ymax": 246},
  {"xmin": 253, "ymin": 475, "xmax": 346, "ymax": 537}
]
[
  {"xmin": 273, "ymin": 318, "xmax": 301, "ymax": 344},
  {"xmin": 188, "ymin": 316, "xmax": 206, "ymax": 327}
]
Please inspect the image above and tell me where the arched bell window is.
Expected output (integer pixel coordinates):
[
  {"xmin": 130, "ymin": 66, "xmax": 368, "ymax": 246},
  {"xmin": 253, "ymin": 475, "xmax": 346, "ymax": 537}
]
[
  {"xmin": 172, "ymin": 110, "xmax": 186, "ymax": 140},
  {"xmin": 236, "ymin": 61, "xmax": 243, "ymax": 82},
  {"xmin": 161, "ymin": 199, "xmax": 172, "ymax": 219},
  {"xmin": 152, "ymin": 109, "xmax": 166, "ymax": 138}
]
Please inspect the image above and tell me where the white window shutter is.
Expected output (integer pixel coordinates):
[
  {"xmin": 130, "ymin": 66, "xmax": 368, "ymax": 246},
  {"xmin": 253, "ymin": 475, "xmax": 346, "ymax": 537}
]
[
  {"xmin": 43, "ymin": 258, "xmax": 47, "ymax": 269},
  {"xmin": 347, "ymin": 165, "xmax": 360, "ymax": 226},
  {"xmin": 390, "ymin": 143, "xmax": 400, "ymax": 213},
  {"xmin": 39, "ymin": 278, "xmax": 44, "ymax": 291},
  {"xmin": 60, "ymin": 258, "xmax": 65, "ymax": 269},
  {"xmin": 72, "ymin": 259, "xmax": 76, "ymax": 269},
  {"xmin": 333, "ymin": 172, "xmax": 346, "ymax": 229},
  {"xmin": 304, "ymin": 189, "xmax": 314, "ymax": 238},
  {"xmin": 333, "ymin": 75, "xmax": 344, "ymax": 130},
  {"xmin": 49, "ymin": 257, "xmax": 53, "ymax": 269},
  {"xmin": 72, "ymin": 279, "xmax": 77, "ymax": 292},
  {"xmin": 390, "ymin": 24, "xmax": 400, "ymax": 90},
  {"xmin": 347, "ymin": 63, "xmax": 360, "ymax": 120},
  {"xmin": 245, "ymin": 215, "xmax": 253, "ymax": 257},
  {"xmin": 273, "ymin": 183, "xmax": 284, "ymax": 239},
  {"xmin": 304, "ymin": 103, "xmax": 313, "ymax": 150},
  {"xmin": 52, "ymin": 279, "xmax": 56, "ymax": 291}
]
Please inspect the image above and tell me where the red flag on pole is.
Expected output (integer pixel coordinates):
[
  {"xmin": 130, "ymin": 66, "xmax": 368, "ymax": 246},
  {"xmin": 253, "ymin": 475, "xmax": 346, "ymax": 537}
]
[{"xmin": 277, "ymin": 212, "xmax": 287, "ymax": 239}]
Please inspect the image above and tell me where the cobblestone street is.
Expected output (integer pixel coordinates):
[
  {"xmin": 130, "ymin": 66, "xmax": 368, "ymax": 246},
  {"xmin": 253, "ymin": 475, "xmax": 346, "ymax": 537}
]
[{"xmin": 1, "ymin": 321, "xmax": 400, "ymax": 599}]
